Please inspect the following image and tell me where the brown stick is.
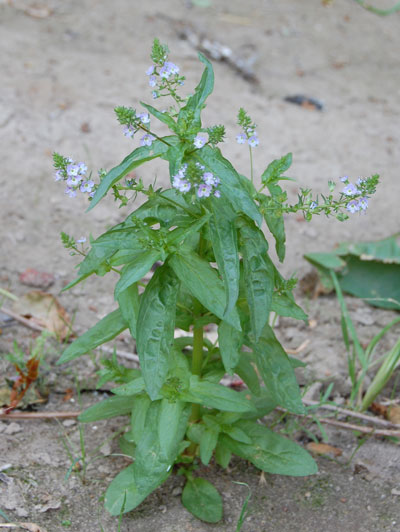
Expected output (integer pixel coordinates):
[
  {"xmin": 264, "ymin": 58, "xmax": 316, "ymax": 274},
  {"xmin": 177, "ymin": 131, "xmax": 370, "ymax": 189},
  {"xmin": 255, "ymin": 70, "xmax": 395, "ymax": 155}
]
[
  {"xmin": 303, "ymin": 399, "xmax": 400, "ymax": 430},
  {"xmin": 0, "ymin": 306, "xmax": 44, "ymax": 333},
  {"xmin": 0, "ymin": 410, "xmax": 80, "ymax": 420},
  {"xmin": 275, "ymin": 407, "xmax": 400, "ymax": 437}
]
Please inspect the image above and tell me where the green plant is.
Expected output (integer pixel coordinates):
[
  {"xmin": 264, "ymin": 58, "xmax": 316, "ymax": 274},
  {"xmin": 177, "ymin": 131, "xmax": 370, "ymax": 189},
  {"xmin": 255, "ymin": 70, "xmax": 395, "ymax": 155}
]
[{"xmin": 53, "ymin": 39, "xmax": 379, "ymax": 522}]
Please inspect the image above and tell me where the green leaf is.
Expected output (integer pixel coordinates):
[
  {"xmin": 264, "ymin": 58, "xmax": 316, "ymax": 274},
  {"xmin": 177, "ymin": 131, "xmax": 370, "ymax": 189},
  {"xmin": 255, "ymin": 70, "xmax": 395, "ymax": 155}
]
[
  {"xmin": 117, "ymin": 283, "xmax": 139, "ymax": 338},
  {"xmin": 105, "ymin": 402, "xmax": 167, "ymax": 515},
  {"xmin": 112, "ymin": 377, "xmax": 146, "ymax": 396},
  {"xmin": 234, "ymin": 352, "xmax": 261, "ymax": 396},
  {"xmin": 221, "ymin": 420, "xmax": 317, "ymax": 476},
  {"xmin": 177, "ymin": 53, "xmax": 214, "ymax": 133},
  {"xmin": 261, "ymin": 153, "xmax": 292, "ymax": 185},
  {"xmin": 162, "ymin": 142, "xmax": 187, "ymax": 181},
  {"xmin": 114, "ymin": 249, "xmax": 161, "ymax": 298},
  {"xmin": 251, "ymin": 325, "xmax": 305, "ymax": 414},
  {"xmin": 88, "ymin": 138, "xmax": 174, "ymax": 210},
  {"xmin": 209, "ymin": 199, "xmax": 240, "ymax": 316},
  {"xmin": 136, "ymin": 265, "xmax": 179, "ymax": 399},
  {"xmin": 140, "ymin": 101, "xmax": 177, "ymax": 131},
  {"xmin": 196, "ymin": 146, "xmax": 262, "ymax": 226},
  {"xmin": 222, "ymin": 425, "xmax": 252, "ymax": 444},
  {"xmin": 167, "ymin": 213, "xmax": 211, "ymax": 247},
  {"xmin": 218, "ymin": 320, "xmax": 243, "ymax": 374},
  {"xmin": 79, "ymin": 395, "xmax": 134, "ymax": 422},
  {"xmin": 158, "ymin": 399, "xmax": 190, "ymax": 459},
  {"xmin": 170, "ymin": 249, "xmax": 241, "ymax": 330},
  {"xmin": 200, "ymin": 427, "xmax": 219, "ymax": 465},
  {"xmin": 182, "ymin": 478, "xmax": 223, "ymax": 523},
  {"xmin": 260, "ymin": 195, "xmax": 286, "ymax": 262},
  {"xmin": 58, "ymin": 308, "xmax": 127, "ymax": 364},
  {"xmin": 271, "ymin": 292, "xmax": 308, "ymax": 321},
  {"xmin": 215, "ymin": 442, "xmax": 232, "ymax": 468},
  {"xmin": 181, "ymin": 375, "xmax": 253, "ymax": 413},
  {"xmin": 238, "ymin": 217, "xmax": 274, "ymax": 342},
  {"xmin": 125, "ymin": 394, "xmax": 151, "ymax": 445}
]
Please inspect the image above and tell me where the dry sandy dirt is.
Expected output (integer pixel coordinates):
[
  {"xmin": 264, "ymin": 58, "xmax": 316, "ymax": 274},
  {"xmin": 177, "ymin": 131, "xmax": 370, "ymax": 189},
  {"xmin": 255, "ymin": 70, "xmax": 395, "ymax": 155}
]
[{"xmin": 1, "ymin": 0, "xmax": 400, "ymax": 530}]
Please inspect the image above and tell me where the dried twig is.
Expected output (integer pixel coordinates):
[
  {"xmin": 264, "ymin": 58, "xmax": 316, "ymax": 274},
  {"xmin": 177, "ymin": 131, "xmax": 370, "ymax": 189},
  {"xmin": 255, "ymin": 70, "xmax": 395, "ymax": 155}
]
[
  {"xmin": 0, "ymin": 410, "xmax": 80, "ymax": 420},
  {"xmin": 275, "ymin": 407, "xmax": 400, "ymax": 437},
  {"xmin": 303, "ymin": 399, "xmax": 400, "ymax": 429},
  {"xmin": 0, "ymin": 306, "xmax": 44, "ymax": 333}
]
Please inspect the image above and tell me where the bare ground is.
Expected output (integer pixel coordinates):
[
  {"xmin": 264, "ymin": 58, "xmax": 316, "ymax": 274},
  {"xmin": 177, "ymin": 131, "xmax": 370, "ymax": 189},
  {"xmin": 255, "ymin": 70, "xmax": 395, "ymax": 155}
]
[{"xmin": 1, "ymin": 0, "xmax": 400, "ymax": 530}]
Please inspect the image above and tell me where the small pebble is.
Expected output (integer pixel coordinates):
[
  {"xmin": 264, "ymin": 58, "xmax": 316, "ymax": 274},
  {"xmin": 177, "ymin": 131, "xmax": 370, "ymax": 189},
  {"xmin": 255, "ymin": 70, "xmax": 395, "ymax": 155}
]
[
  {"xmin": 62, "ymin": 419, "xmax": 77, "ymax": 427},
  {"xmin": 4, "ymin": 422, "xmax": 22, "ymax": 435},
  {"xmin": 172, "ymin": 486, "xmax": 182, "ymax": 496}
]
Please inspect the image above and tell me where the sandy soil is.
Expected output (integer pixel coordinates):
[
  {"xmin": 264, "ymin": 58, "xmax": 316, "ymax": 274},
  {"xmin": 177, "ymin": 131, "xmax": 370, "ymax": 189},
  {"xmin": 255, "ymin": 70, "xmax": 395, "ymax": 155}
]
[{"xmin": 1, "ymin": 0, "xmax": 400, "ymax": 530}]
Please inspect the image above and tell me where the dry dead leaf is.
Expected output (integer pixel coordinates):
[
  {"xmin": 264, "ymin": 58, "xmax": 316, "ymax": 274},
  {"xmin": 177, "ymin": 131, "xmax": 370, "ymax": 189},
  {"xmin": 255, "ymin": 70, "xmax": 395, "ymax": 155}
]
[
  {"xmin": 387, "ymin": 405, "xmax": 400, "ymax": 425},
  {"xmin": 12, "ymin": 291, "xmax": 71, "ymax": 340},
  {"xmin": 306, "ymin": 442, "xmax": 342, "ymax": 457},
  {"xmin": 0, "ymin": 524, "xmax": 48, "ymax": 532},
  {"xmin": 8, "ymin": 1, "xmax": 52, "ymax": 18}
]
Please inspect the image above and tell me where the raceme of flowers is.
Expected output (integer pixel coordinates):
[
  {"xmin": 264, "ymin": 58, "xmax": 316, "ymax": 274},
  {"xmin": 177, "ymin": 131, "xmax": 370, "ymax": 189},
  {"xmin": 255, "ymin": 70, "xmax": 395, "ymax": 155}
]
[
  {"xmin": 172, "ymin": 163, "xmax": 221, "ymax": 199},
  {"xmin": 340, "ymin": 176, "xmax": 369, "ymax": 213},
  {"xmin": 236, "ymin": 130, "xmax": 259, "ymax": 147},
  {"xmin": 54, "ymin": 158, "xmax": 95, "ymax": 199}
]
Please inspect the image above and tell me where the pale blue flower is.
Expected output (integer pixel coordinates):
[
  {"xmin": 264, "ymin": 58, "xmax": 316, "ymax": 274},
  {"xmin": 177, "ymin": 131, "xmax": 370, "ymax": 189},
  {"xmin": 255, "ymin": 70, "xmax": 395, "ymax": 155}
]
[
  {"xmin": 149, "ymin": 76, "xmax": 157, "ymax": 88},
  {"xmin": 214, "ymin": 190, "xmax": 221, "ymax": 198},
  {"xmin": 80, "ymin": 180, "xmax": 95, "ymax": 193},
  {"xmin": 310, "ymin": 201, "xmax": 318, "ymax": 210},
  {"xmin": 197, "ymin": 183, "xmax": 212, "ymax": 198},
  {"xmin": 152, "ymin": 91, "xmax": 158, "ymax": 99},
  {"xmin": 340, "ymin": 176, "xmax": 348, "ymax": 183},
  {"xmin": 346, "ymin": 200, "xmax": 360, "ymax": 213},
  {"xmin": 77, "ymin": 162, "xmax": 88, "ymax": 175},
  {"xmin": 236, "ymin": 133, "xmax": 246, "ymax": 144},
  {"xmin": 146, "ymin": 65, "xmax": 155, "ymax": 76},
  {"xmin": 343, "ymin": 183, "xmax": 359, "ymax": 196},
  {"xmin": 194, "ymin": 135, "xmax": 206, "ymax": 149},
  {"xmin": 356, "ymin": 177, "xmax": 366, "ymax": 186},
  {"xmin": 65, "ymin": 187, "xmax": 77, "ymax": 198},
  {"xmin": 202, "ymin": 172, "xmax": 215, "ymax": 185},
  {"xmin": 54, "ymin": 169, "xmax": 63, "ymax": 182},
  {"xmin": 140, "ymin": 134, "xmax": 155, "ymax": 147},
  {"xmin": 358, "ymin": 196, "xmax": 368, "ymax": 210},
  {"xmin": 123, "ymin": 125, "xmax": 135, "ymax": 138},
  {"xmin": 66, "ymin": 163, "xmax": 80, "ymax": 177},
  {"xmin": 76, "ymin": 237, "xmax": 86, "ymax": 244},
  {"xmin": 248, "ymin": 135, "xmax": 259, "ymax": 148},
  {"xmin": 137, "ymin": 112, "xmax": 150, "ymax": 124},
  {"xmin": 66, "ymin": 175, "xmax": 82, "ymax": 187}
]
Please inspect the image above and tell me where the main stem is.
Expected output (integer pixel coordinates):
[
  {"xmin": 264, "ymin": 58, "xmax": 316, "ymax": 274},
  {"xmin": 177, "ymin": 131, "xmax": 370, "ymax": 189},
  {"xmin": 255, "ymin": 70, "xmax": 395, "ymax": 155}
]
[{"xmin": 190, "ymin": 234, "xmax": 205, "ymax": 423}]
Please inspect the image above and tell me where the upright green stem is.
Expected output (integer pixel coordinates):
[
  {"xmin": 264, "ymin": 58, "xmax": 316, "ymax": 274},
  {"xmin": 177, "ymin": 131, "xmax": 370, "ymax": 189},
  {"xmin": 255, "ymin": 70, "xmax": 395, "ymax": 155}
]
[
  {"xmin": 190, "ymin": 234, "xmax": 206, "ymax": 423},
  {"xmin": 249, "ymin": 145, "xmax": 254, "ymax": 184}
]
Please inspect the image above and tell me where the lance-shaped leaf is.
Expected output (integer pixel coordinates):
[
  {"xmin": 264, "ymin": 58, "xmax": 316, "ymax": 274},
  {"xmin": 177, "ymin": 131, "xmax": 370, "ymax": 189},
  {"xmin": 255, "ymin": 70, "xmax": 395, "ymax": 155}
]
[
  {"xmin": 251, "ymin": 325, "xmax": 305, "ymax": 414},
  {"xmin": 196, "ymin": 146, "xmax": 262, "ymax": 227},
  {"xmin": 199, "ymin": 427, "xmax": 220, "ymax": 466},
  {"xmin": 238, "ymin": 217, "xmax": 274, "ymax": 342},
  {"xmin": 218, "ymin": 320, "xmax": 243, "ymax": 375},
  {"xmin": 58, "ymin": 308, "xmax": 127, "ymax": 365},
  {"xmin": 209, "ymin": 198, "xmax": 240, "ymax": 316},
  {"xmin": 140, "ymin": 101, "xmax": 178, "ymax": 131},
  {"xmin": 182, "ymin": 478, "xmax": 223, "ymax": 523},
  {"xmin": 169, "ymin": 250, "xmax": 241, "ymax": 331},
  {"xmin": 136, "ymin": 265, "xmax": 179, "ymax": 399},
  {"xmin": 177, "ymin": 52, "xmax": 214, "ymax": 133},
  {"xmin": 88, "ymin": 137, "xmax": 176, "ymax": 210},
  {"xmin": 114, "ymin": 248, "xmax": 161, "ymax": 298},
  {"xmin": 79, "ymin": 395, "xmax": 134, "ymax": 422},
  {"xmin": 220, "ymin": 419, "xmax": 317, "ymax": 476},
  {"xmin": 117, "ymin": 283, "xmax": 139, "ymax": 338},
  {"xmin": 105, "ymin": 400, "xmax": 189, "ymax": 515},
  {"xmin": 181, "ymin": 375, "xmax": 253, "ymax": 413},
  {"xmin": 271, "ymin": 292, "xmax": 308, "ymax": 321},
  {"xmin": 259, "ymin": 153, "xmax": 292, "ymax": 261}
]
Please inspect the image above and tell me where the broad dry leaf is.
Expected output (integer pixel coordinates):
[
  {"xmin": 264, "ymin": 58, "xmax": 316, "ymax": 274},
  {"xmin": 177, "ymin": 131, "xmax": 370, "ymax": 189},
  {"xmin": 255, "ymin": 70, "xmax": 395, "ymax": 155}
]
[
  {"xmin": 388, "ymin": 405, "xmax": 400, "ymax": 425},
  {"xmin": 306, "ymin": 442, "xmax": 342, "ymax": 457},
  {"xmin": 0, "ymin": 524, "xmax": 48, "ymax": 532},
  {"xmin": 12, "ymin": 290, "xmax": 71, "ymax": 340}
]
